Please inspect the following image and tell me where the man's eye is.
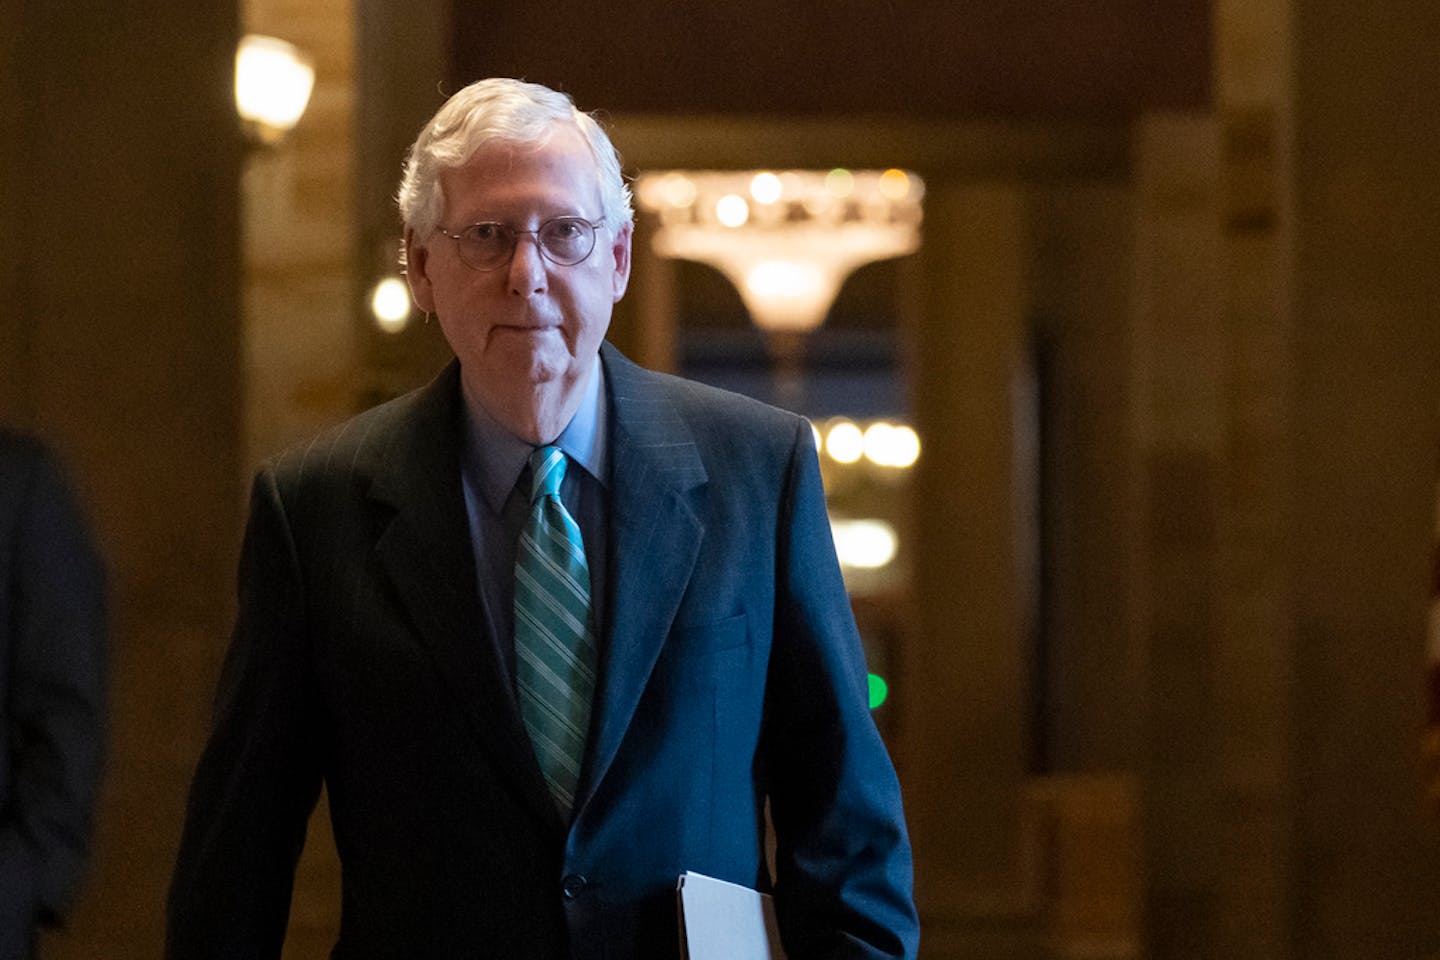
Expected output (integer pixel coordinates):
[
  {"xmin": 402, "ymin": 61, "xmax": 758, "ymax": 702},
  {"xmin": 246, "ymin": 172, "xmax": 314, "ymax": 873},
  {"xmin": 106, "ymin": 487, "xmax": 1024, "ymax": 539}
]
[
  {"xmin": 546, "ymin": 220, "xmax": 584, "ymax": 240},
  {"xmin": 465, "ymin": 223, "xmax": 506, "ymax": 243}
]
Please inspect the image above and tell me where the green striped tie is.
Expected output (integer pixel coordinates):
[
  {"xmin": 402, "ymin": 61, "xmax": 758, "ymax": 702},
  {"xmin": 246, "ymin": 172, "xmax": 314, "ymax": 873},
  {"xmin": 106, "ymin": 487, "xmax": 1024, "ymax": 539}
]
[{"xmin": 514, "ymin": 445, "xmax": 597, "ymax": 817}]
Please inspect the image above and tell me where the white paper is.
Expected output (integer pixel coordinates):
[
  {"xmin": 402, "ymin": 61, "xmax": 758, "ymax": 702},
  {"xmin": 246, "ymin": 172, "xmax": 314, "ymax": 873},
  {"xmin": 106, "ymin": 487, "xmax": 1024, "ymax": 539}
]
[{"xmin": 676, "ymin": 871, "xmax": 788, "ymax": 960}]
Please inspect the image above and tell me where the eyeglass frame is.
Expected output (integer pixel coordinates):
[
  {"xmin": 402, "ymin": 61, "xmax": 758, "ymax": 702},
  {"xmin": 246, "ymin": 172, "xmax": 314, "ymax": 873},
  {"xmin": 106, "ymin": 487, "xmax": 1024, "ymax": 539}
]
[{"xmin": 433, "ymin": 216, "xmax": 609, "ymax": 271}]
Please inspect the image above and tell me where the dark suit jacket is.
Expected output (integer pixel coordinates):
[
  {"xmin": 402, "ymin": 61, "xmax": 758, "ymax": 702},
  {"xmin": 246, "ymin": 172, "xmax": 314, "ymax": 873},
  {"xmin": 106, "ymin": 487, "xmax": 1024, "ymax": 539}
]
[
  {"xmin": 0, "ymin": 433, "xmax": 106, "ymax": 960},
  {"xmin": 167, "ymin": 345, "xmax": 917, "ymax": 959}
]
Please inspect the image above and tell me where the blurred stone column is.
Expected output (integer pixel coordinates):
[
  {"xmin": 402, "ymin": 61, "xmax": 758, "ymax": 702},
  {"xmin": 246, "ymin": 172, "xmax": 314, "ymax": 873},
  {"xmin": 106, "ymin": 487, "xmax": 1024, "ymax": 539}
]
[
  {"xmin": 1290, "ymin": 0, "xmax": 1440, "ymax": 956},
  {"xmin": 1129, "ymin": 112, "xmax": 1228, "ymax": 960},
  {"xmin": 905, "ymin": 182, "xmax": 1044, "ymax": 957},
  {"xmin": 1211, "ymin": 0, "xmax": 1298, "ymax": 955},
  {"xmin": 614, "ymin": 208, "xmax": 678, "ymax": 373}
]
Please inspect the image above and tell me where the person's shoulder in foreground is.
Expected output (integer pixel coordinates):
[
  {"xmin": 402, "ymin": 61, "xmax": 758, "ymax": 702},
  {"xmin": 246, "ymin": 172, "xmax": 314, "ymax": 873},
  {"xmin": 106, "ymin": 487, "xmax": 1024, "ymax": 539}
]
[{"xmin": 0, "ymin": 429, "xmax": 107, "ymax": 957}]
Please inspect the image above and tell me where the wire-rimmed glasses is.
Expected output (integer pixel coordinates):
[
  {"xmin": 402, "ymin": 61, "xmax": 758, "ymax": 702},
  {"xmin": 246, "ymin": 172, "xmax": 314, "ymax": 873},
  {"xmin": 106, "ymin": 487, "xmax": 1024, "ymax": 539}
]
[{"xmin": 435, "ymin": 216, "xmax": 606, "ymax": 271}]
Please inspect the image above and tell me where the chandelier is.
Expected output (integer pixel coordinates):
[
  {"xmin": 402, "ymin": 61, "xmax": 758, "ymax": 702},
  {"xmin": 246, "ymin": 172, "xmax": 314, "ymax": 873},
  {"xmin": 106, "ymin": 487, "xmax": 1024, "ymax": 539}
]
[{"xmin": 635, "ymin": 168, "xmax": 924, "ymax": 334}]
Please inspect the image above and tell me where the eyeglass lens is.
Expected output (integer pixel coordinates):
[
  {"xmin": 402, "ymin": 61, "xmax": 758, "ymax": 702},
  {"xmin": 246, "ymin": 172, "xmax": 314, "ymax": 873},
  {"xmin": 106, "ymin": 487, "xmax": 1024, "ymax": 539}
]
[{"xmin": 451, "ymin": 218, "xmax": 597, "ymax": 270}]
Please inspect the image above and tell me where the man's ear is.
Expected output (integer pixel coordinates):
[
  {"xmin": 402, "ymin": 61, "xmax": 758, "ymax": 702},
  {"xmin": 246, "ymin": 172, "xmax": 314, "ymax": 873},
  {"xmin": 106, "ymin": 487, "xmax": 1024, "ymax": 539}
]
[
  {"xmin": 610, "ymin": 220, "xmax": 633, "ymax": 303},
  {"xmin": 404, "ymin": 227, "xmax": 437, "ymax": 313}
]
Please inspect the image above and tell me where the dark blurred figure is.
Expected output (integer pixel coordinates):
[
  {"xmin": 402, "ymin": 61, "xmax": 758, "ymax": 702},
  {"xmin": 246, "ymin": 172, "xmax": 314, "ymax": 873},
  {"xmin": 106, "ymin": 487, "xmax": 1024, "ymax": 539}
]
[{"xmin": 0, "ymin": 432, "xmax": 106, "ymax": 960}]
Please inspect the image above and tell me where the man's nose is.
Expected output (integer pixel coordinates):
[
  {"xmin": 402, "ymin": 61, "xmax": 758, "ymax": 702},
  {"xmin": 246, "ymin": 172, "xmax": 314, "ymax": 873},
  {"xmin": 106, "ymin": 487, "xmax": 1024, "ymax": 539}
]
[{"xmin": 507, "ymin": 233, "xmax": 547, "ymax": 296}]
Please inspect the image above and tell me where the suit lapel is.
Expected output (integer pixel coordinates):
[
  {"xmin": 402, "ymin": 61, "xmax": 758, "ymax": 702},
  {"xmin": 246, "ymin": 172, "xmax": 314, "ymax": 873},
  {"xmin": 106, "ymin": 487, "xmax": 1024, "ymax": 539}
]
[
  {"xmin": 578, "ymin": 345, "xmax": 708, "ymax": 812},
  {"xmin": 367, "ymin": 362, "xmax": 563, "ymax": 835}
]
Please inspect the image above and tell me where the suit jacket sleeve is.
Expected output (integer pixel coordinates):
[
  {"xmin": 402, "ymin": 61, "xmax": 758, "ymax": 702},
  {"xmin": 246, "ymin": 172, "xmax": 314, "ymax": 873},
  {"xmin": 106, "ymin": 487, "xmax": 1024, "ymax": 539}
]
[
  {"xmin": 764, "ymin": 419, "xmax": 919, "ymax": 959},
  {"xmin": 166, "ymin": 466, "xmax": 323, "ymax": 959},
  {"xmin": 0, "ymin": 441, "xmax": 106, "ymax": 948}
]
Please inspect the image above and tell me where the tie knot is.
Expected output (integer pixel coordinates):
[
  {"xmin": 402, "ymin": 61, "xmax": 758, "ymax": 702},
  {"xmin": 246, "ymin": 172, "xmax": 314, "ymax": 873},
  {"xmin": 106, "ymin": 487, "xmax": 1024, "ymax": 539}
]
[{"xmin": 528, "ymin": 445, "xmax": 567, "ymax": 502}]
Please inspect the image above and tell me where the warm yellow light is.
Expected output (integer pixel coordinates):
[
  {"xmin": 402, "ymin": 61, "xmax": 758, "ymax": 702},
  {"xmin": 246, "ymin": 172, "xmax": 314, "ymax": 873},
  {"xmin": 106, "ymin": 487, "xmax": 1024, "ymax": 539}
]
[
  {"xmin": 826, "ymin": 420, "xmax": 864, "ymax": 464},
  {"xmin": 715, "ymin": 194, "xmax": 750, "ymax": 227},
  {"xmin": 891, "ymin": 425, "xmax": 920, "ymax": 467},
  {"xmin": 831, "ymin": 518, "xmax": 898, "ymax": 570},
  {"xmin": 744, "ymin": 260, "xmax": 826, "ymax": 304},
  {"xmin": 662, "ymin": 173, "xmax": 697, "ymax": 208},
  {"xmin": 639, "ymin": 173, "xmax": 698, "ymax": 212},
  {"xmin": 634, "ymin": 177, "xmax": 665, "ymax": 210},
  {"xmin": 878, "ymin": 168, "xmax": 911, "ymax": 200},
  {"xmin": 863, "ymin": 421, "xmax": 921, "ymax": 468},
  {"xmin": 800, "ymin": 191, "xmax": 833, "ymax": 217},
  {"xmin": 825, "ymin": 168, "xmax": 855, "ymax": 198},
  {"xmin": 635, "ymin": 168, "xmax": 924, "ymax": 335},
  {"xmin": 862, "ymin": 422, "xmax": 894, "ymax": 465},
  {"xmin": 370, "ymin": 277, "xmax": 412, "ymax": 332},
  {"xmin": 234, "ymin": 35, "xmax": 315, "ymax": 144},
  {"xmin": 750, "ymin": 172, "xmax": 783, "ymax": 205}
]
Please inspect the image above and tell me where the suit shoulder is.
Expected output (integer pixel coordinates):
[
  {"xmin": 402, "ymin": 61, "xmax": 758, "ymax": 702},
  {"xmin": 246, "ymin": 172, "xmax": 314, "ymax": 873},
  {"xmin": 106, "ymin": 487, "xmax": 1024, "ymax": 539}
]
[
  {"xmin": 263, "ymin": 396, "xmax": 400, "ymax": 490},
  {"xmin": 0, "ymin": 430, "xmax": 74, "ymax": 509},
  {"xmin": 260, "ymin": 364, "xmax": 458, "ymax": 498},
  {"xmin": 611, "ymin": 355, "xmax": 805, "ymax": 439},
  {"xmin": 0, "ymin": 429, "xmax": 61, "ymax": 476}
]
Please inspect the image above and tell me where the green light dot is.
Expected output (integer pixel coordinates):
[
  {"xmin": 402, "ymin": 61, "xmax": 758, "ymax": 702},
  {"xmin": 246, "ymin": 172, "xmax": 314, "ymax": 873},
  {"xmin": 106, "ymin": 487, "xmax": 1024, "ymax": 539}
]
[{"xmin": 868, "ymin": 673, "xmax": 889, "ymax": 710}]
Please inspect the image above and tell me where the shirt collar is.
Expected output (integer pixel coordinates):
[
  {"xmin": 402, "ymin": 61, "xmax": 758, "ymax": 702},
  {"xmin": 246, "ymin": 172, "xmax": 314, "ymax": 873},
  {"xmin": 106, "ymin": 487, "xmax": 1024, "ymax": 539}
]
[{"xmin": 461, "ymin": 353, "xmax": 609, "ymax": 514}]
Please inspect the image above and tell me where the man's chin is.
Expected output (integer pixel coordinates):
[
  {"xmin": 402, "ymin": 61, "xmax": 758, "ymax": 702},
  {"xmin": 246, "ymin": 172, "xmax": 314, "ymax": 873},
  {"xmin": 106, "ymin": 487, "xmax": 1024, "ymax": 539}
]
[{"xmin": 473, "ymin": 349, "xmax": 572, "ymax": 391}]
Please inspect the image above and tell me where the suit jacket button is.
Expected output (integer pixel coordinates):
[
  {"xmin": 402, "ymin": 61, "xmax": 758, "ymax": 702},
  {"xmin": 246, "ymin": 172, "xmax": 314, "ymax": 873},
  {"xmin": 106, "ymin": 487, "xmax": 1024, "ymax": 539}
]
[{"xmin": 562, "ymin": 874, "xmax": 588, "ymax": 899}]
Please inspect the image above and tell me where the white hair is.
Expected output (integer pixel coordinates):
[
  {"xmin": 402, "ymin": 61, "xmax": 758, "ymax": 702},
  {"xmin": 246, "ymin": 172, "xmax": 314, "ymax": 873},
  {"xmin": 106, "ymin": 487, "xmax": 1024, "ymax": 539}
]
[{"xmin": 396, "ymin": 78, "xmax": 633, "ymax": 250}]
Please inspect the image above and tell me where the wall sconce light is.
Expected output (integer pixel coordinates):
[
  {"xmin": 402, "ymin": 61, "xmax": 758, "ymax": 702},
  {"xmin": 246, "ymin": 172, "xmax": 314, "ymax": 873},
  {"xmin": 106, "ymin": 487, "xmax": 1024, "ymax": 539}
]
[
  {"xmin": 370, "ymin": 276, "xmax": 412, "ymax": 333},
  {"xmin": 636, "ymin": 168, "xmax": 923, "ymax": 334},
  {"xmin": 234, "ymin": 34, "xmax": 315, "ymax": 146}
]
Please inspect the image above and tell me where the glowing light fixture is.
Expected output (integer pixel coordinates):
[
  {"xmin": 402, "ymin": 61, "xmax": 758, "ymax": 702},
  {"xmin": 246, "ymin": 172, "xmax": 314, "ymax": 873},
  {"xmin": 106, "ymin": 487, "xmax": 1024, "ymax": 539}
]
[
  {"xmin": 825, "ymin": 168, "xmax": 855, "ymax": 199},
  {"xmin": 636, "ymin": 169, "xmax": 923, "ymax": 334},
  {"xmin": 825, "ymin": 420, "xmax": 865, "ymax": 464},
  {"xmin": 830, "ymin": 518, "xmax": 898, "ymax": 570},
  {"xmin": 868, "ymin": 673, "xmax": 889, "ymax": 709},
  {"xmin": 750, "ymin": 172, "xmax": 783, "ymax": 205},
  {"xmin": 715, "ymin": 194, "xmax": 750, "ymax": 228},
  {"xmin": 819, "ymin": 419, "xmax": 920, "ymax": 469},
  {"xmin": 370, "ymin": 276, "xmax": 412, "ymax": 333},
  {"xmin": 745, "ymin": 260, "xmax": 827, "ymax": 310},
  {"xmin": 877, "ymin": 168, "xmax": 911, "ymax": 200},
  {"xmin": 863, "ymin": 422, "xmax": 921, "ymax": 468},
  {"xmin": 655, "ymin": 173, "xmax": 697, "ymax": 208},
  {"xmin": 234, "ymin": 34, "xmax": 315, "ymax": 145}
]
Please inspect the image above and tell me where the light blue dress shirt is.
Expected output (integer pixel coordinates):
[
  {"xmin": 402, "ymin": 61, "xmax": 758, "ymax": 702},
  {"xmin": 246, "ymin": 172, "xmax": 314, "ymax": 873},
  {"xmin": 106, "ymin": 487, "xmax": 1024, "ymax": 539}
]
[{"xmin": 458, "ymin": 355, "xmax": 611, "ymax": 682}]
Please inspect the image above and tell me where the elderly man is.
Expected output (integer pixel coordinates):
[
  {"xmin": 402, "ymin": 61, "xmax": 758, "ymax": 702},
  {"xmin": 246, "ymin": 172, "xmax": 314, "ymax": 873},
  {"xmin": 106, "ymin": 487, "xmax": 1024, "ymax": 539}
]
[{"xmin": 167, "ymin": 78, "xmax": 917, "ymax": 960}]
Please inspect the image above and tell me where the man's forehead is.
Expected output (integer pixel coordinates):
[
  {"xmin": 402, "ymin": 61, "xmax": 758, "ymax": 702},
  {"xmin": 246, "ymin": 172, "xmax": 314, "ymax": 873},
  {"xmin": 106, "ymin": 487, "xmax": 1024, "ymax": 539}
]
[
  {"xmin": 457, "ymin": 122, "xmax": 593, "ymax": 171},
  {"xmin": 440, "ymin": 129, "xmax": 602, "ymax": 213}
]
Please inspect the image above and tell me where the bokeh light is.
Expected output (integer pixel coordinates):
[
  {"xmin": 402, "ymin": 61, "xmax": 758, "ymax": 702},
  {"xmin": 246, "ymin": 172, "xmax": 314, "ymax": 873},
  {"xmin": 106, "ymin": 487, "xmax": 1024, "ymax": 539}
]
[
  {"xmin": 868, "ymin": 673, "xmax": 889, "ymax": 709},
  {"xmin": 825, "ymin": 420, "xmax": 864, "ymax": 464},
  {"xmin": 715, "ymin": 194, "xmax": 750, "ymax": 227},
  {"xmin": 749, "ymin": 172, "xmax": 783, "ymax": 205},
  {"xmin": 370, "ymin": 276, "xmax": 411, "ymax": 333}
]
